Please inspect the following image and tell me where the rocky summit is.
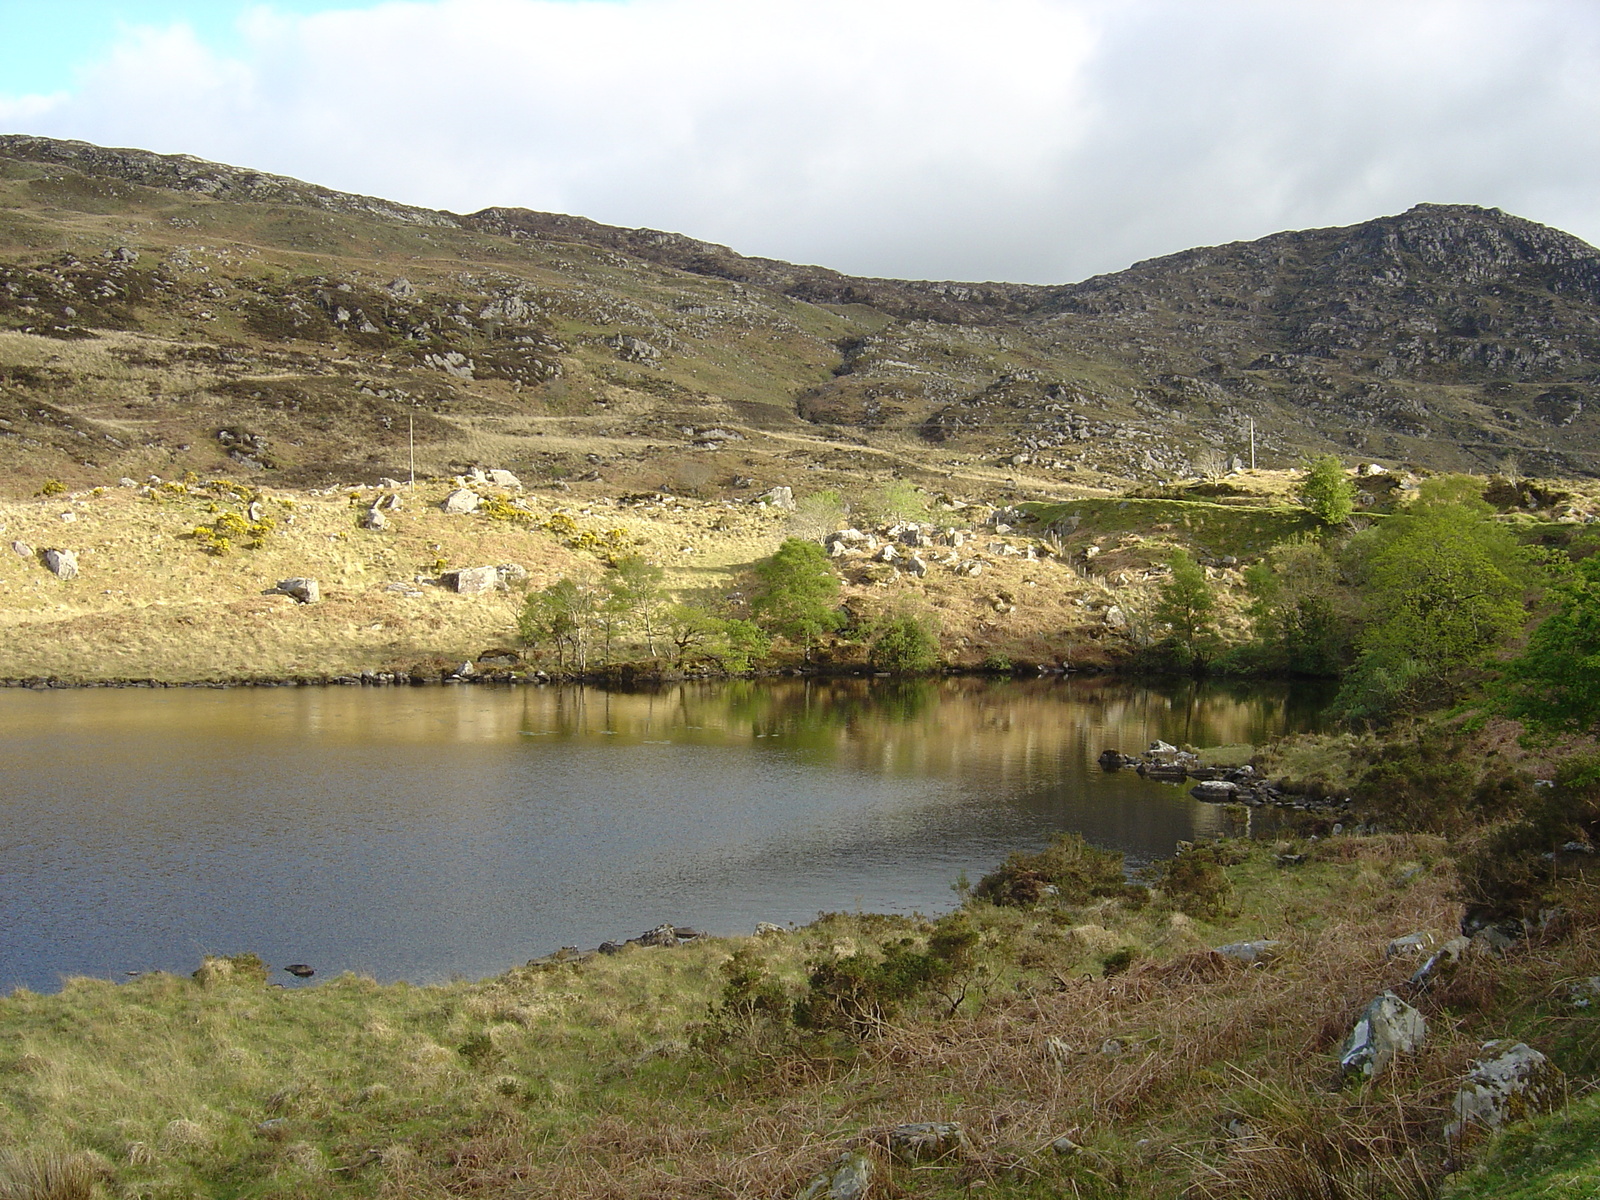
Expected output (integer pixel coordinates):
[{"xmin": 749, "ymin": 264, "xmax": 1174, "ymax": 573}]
[{"xmin": 1, "ymin": 133, "xmax": 1598, "ymax": 496}]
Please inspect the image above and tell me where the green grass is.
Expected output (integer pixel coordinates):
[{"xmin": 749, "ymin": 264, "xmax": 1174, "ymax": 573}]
[
  {"xmin": 1445, "ymin": 1090, "xmax": 1600, "ymax": 1199},
  {"xmin": 1026, "ymin": 496, "xmax": 1321, "ymax": 561},
  {"xmin": 5, "ymin": 835, "xmax": 1550, "ymax": 1199}
]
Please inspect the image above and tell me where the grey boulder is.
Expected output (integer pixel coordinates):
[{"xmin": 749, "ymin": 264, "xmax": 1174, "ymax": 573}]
[
  {"xmin": 796, "ymin": 1152, "xmax": 872, "ymax": 1200},
  {"xmin": 1446, "ymin": 1040, "xmax": 1561, "ymax": 1139},
  {"xmin": 1339, "ymin": 991, "xmax": 1426, "ymax": 1080},
  {"xmin": 42, "ymin": 548, "xmax": 78, "ymax": 579},
  {"xmin": 273, "ymin": 577, "xmax": 320, "ymax": 604}
]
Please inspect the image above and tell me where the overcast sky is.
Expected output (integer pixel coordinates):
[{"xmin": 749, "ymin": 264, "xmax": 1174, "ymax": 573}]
[{"xmin": 2, "ymin": 0, "xmax": 1596, "ymax": 284}]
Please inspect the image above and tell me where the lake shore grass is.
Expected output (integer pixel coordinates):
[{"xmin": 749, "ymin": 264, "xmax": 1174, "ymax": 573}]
[{"xmin": 8, "ymin": 832, "xmax": 1596, "ymax": 1199}]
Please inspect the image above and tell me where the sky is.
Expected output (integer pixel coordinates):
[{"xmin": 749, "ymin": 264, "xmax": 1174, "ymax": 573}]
[{"xmin": 1, "ymin": 0, "xmax": 1597, "ymax": 285}]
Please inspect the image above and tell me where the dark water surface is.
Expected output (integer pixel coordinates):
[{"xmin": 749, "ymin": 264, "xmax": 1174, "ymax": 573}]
[{"xmin": 0, "ymin": 677, "xmax": 1328, "ymax": 992}]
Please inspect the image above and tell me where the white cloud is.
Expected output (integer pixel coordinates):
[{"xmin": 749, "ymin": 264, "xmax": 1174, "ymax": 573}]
[{"xmin": 3, "ymin": 0, "xmax": 1597, "ymax": 283}]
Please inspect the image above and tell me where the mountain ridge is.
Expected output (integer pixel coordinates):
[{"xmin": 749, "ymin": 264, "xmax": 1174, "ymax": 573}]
[{"xmin": 1, "ymin": 133, "xmax": 1599, "ymax": 492}]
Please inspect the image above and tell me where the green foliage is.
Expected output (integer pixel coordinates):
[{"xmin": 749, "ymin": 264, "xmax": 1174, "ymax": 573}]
[
  {"xmin": 1348, "ymin": 733, "xmax": 1533, "ymax": 835},
  {"xmin": 1333, "ymin": 486, "xmax": 1534, "ymax": 722},
  {"xmin": 852, "ymin": 480, "xmax": 928, "ymax": 527},
  {"xmin": 665, "ymin": 603, "xmax": 771, "ymax": 672},
  {"xmin": 518, "ymin": 575, "xmax": 601, "ymax": 670},
  {"xmin": 749, "ymin": 537, "xmax": 843, "ymax": 659},
  {"xmin": 1144, "ymin": 841, "xmax": 1237, "ymax": 918},
  {"xmin": 1298, "ymin": 455, "xmax": 1356, "ymax": 526},
  {"xmin": 867, "ymin": 608, "xmax": 942, "ymax": 673},
  {"xmin": 1499, "ymin": 551, "xmax": 1600, "ymax": 738},
  {"xmin": 1240, "ymin": 537, "xmax": 1351, "ymax": 675},
  {"xmin": 1455, "ymin": 754, "xmax": 1600, "ymax": 923},
  {"xmin": 974, "ymin": 832, "xmax": 1128, "ymax": 907},
  {"xmin": 38, "ymin": 478, "xmax": 66, "ymax": 497},
  {"xmin": 1150, "ymin": 549, "xmax": 1215, "ymax": 670},
  {"xmin": 787, "ymin": 489, "xmax": 848, "ymax": 540},
  {"xmin": 794, "ymin": 916, "xmax": 981, "ymax": 1035},
  {"xmin": 600, "ymin": 555, "xmax": 666, "ymax": 657}
]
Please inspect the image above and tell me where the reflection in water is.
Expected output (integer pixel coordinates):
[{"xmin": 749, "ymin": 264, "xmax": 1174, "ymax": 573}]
[{"xmin": 0, "ymin": 678, "xmax": 1329, "ymax": 992}]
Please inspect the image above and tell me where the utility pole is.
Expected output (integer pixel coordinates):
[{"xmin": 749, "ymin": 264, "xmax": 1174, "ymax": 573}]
[
  {"xmin": 408, "ymin": 413, "xmax": 415, "ymax": 492},
  {"xmin": 1249, "ymin": 417, "xmax": 1256, "ymax": 471}
]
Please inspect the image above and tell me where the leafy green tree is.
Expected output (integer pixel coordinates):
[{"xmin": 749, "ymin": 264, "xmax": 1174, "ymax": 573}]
[
  {"xmin": 664, "ymin": 603, "xmax": 770, "ymax": 672},
  {"xmin": 750, "ymin": 538, "xmax": 843, "ymax": 660},
  {"xmin": 868, "ymin": 609, "xmax": 942, "ymax": 673},
  {"xmin": 1499, "ymin": 551, "xmax": 1600, "ymax": 737},
  {"xmin": 518, "ymin": 576, "xmax": 601, "ymax": 670},
  {"xmin": 788, "ymin": 489, "xmax": 848, "ymax": 540},
  {"xmin": 601, "ymin": 555, "xmax": 666, "ymax": 657},
  {"xmin": 1299, "ymin": 454, "xmax": 1356, "ymax": 526},
  {"xmin": 1242, "ymin": 536, "xmax": 1350, "ymax": 675},
  {"xmin": 1333, "ymin": 480, "xmax": 1533, "ymax": 721},
  {"xmin": 1151, "ymin": 549, "xmax": 1215, "ymax": 668}
]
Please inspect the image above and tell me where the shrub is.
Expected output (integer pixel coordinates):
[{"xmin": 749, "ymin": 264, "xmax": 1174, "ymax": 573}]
[
  {"xmin": 1456, "ymin": 753, "xmax": 1600, "ymax": 924},
  {"xmin": 1150, "ymin": 549, "xmax": 1216, "ymax": 670},
  {"xmin": 1348, "ymin": 734, "xmax": 1535, "ymax": 835},
  {"xmin": 1299, "ymin": 454, "xmax": 1355, "ymax": 526},
  {"xmin": 1146, "ymin": 841, "xmax": 1237, "ymax": 918},
  {"xmin": 974, "ymin": 832, "xmax": 1127, "ymax": 907},
  {"xmin": 750, "ymin": 538, "xmax": 843, "ymax": 659},
  {"xmin": 795, "ymin": 917, "xmax": 980, "ymax": 1035},
  {"xmin": 38, "ymin": 478, "xmax": 66, "ymax": 497},
  {"xmin": 868, "ymin": 609, "xmax": 941, "ymax": 673},
  {"xmin": 192, "ymin": 952, "xmax": 269, "ymax": 987}
]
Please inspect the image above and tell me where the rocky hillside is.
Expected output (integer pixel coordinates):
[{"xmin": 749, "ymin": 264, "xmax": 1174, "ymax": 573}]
[{"xmin": 1, "ymin": 134, "xmax": 1599, "ymax": 499}]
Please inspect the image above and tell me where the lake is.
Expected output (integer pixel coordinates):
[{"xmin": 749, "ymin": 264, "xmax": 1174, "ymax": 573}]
[{"xmin": 0, "ymin": 676, "xmax": 1329, "ymax": 993}]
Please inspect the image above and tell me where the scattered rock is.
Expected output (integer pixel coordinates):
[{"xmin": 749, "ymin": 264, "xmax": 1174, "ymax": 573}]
[
  {"xmin": 487, "ymin": 469, "xmax": 521, "ymax": 488},
  {"xmin": 1191, "ymin": 780, "xmax": 1241, "ymax": 801},
  {"xmin": 42, "ymin": 548, "xmax": 78, "ymax": 579},
  {"xmin": 273, "ymin": 577, "xmax": 320, "ymax": 604},
  {"xmin": 1445, "ymin": 1040, "xmax": 1562, "ymax": 1139},
  {"xmin": 1386, "ymin": 932, "xmax": 1434, "ymax": 959},
  {"xmin": 632, "ymin": 923, "xmax": 682, "ymax": 948},
  {"xmin": 1339, "ymin": 992, "xmax": 1426, "ymax": 1081},
  {"xmin": 496, "ymin": 563, "xmax": 528, "ymax": 587},
  {"xmin": 797, "ymin": 1151, "xmax": 872, "ymax": 1200},
  {"xmin": 360, "ymin": 506, "xmax": 387, "ymax": 531},
  {"xmin": 1213, "ymin": 939, "xmax": 1281, "ymax": 965},
  {"xmin": 1098, "ymin": 749, "xmax": 1138, "ymax": 770},
  {"xmin": 758, "ymin": 486, "xmax": 795, "ymax": 511},
  {"xmin": 11, "ymin": 540, "xmax": 32, "ymax": 558},
  {"xmin": 1410, "ymin": 936, "xmax": 1471, "ymax": 990},
  {"xmin": 755, "ymin": 921, "xmax": 786, "ymax": 936},
  {"xmin": 1050, "ymin": 1136, "xmax": 1081, "ymax": 1155},
  {"xmin": 441, "ymin": 488, "xmax": 481, "ymax": 515},
  {"xmin": 283, "ymin": 963, "xmax": 315, "ymax": 979},
  {"xmin": 608, "ymin": 334, "xmax": 661, "ymax": 363},
  {"xmin": 442, "ymin": 566, "xmax": 500, "ymax": 595},
  {"xmin": 889, "ymin": 1121, "xmax": 967, "ymax": 1162},
  {"xmin": 379, "ymin": 492, "xmax": 403, "ymax": 511}
]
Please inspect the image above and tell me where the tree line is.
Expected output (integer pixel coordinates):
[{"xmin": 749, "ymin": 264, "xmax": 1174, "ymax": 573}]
[{"xmin": 516, "ymin": 540, "xmax": 940, "ymax": 676}]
